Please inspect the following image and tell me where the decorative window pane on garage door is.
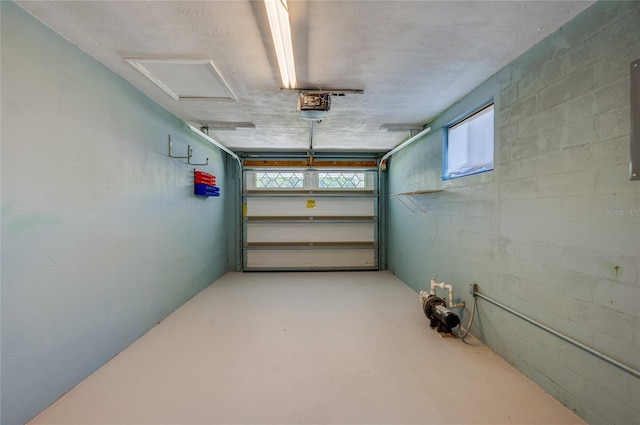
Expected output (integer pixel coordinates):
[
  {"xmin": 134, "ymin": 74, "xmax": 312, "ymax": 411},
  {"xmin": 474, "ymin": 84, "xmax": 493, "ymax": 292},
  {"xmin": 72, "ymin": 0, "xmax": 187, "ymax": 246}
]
[
  {"xmin": 318, "ymin": 172, "xmax": 366, "ymax": 189},
  {"xmin": 242, "ymin": 169, "xmax": 378, "ymax": 270},
  {"xmin": 255, "ymin": 172, "xmax": 304, "ymax": 189}
]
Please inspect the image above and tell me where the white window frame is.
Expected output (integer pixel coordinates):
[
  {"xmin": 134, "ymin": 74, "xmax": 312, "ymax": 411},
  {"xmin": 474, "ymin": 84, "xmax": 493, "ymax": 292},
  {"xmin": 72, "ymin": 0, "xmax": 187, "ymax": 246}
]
[{"xmin": 443, "ymin": 103, "xmax": 495, "ymax": 180}]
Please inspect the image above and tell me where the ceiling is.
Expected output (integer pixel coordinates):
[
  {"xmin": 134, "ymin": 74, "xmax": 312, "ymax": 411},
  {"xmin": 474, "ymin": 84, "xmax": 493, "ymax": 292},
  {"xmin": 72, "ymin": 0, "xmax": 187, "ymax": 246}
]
[{"xmin": 17, "ymin": 1, "xmax": 593, "ymax": 153}]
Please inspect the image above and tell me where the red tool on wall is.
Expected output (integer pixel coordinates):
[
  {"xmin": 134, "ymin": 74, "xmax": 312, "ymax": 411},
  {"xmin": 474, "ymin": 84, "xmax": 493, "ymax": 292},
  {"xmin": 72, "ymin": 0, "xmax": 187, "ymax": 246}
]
[{"xmin": 194, "ymin": 170, "xmax": 220, "ymax": 197}]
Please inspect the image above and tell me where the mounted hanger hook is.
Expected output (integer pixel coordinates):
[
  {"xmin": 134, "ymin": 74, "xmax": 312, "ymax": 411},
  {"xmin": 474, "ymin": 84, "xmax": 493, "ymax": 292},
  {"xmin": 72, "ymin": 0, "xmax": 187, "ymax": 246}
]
[
  {"xmin": 168, "ymin": 135, "xmax": 190, "ymax": 159},
  {"xmin": 187, "ymin": 145, "xmax": 208, "ymax": 166}
]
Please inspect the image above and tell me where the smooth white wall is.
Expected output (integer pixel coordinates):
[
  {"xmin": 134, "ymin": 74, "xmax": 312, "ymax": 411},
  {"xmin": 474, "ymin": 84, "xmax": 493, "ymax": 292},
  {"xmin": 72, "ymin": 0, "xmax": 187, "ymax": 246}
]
[{"xmin": 1, "ymin": 3, "xmax": 229, "ymax": 424}]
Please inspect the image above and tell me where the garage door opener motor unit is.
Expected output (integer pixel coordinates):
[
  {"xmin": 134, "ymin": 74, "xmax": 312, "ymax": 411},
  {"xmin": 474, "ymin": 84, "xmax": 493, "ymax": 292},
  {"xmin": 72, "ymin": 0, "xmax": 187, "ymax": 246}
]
[{"xmin": 300, "ymin": 93, "xmax": 331, "ymax": 121}]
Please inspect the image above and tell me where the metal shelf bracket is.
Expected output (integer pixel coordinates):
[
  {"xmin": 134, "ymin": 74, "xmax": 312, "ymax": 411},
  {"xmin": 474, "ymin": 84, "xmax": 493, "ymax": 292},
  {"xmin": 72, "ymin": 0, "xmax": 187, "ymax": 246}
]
[
  {"xmin": 168, "ymin": 135, "xmax": 190, "ymax": 159},
  {"xmin": 187, "ymin": 146, "xmax": 208, "ymax": 166}
]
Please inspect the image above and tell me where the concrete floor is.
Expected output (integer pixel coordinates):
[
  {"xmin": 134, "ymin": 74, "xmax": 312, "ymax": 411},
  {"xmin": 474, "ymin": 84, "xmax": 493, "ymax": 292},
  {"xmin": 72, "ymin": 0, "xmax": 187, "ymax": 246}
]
[{"xmin": 30, "ymin": 271, "xmax": 585, "ymax": 424}]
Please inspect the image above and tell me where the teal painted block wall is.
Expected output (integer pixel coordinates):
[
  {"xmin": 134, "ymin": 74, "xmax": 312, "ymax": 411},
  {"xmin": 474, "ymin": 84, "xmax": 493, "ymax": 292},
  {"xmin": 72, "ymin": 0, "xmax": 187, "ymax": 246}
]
[
  {"xmin": 1, "ymin": 3, "xmax": 229, "ymax": 424},
  {"xmin": 387, "ymin": 2, "xmax": 639, "ymax": 424}
]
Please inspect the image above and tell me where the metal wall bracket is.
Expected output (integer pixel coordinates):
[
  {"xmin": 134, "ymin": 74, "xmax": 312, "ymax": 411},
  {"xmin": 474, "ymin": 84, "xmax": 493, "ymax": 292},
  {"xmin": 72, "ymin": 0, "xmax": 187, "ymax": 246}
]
[
  {"xmin": 187, "ymin": 146, "xmax": 208, "ymax": 166},
  {"xmin": 168, "ymin": 135, "xmax": 208, "ymax": 166},
  {"xmin": 168, "ymin": 135, "xmax": 190, "ymax": 159}
]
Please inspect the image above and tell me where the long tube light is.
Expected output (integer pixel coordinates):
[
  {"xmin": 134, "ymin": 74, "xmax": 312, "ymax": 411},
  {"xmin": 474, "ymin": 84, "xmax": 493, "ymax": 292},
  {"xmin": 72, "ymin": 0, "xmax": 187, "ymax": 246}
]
[{"xmin": 264, "ymin": 0, "xmax": 296, "ymax": 89}]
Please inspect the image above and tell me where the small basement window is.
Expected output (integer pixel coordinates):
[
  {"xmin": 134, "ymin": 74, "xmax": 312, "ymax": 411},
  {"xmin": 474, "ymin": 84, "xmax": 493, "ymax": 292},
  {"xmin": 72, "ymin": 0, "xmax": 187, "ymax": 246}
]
[{"xmin": 444, "ymin": 103, "xmax": 494, "ymax": 179}]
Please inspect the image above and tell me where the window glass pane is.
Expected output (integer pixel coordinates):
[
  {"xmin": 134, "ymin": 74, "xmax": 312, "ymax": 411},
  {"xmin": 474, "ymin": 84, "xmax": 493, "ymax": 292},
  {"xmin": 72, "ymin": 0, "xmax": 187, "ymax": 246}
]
[
  {"xmin": 446, "ymin": 104, "xmax": 494, "ymax": 179},
  {"xmin": 255, "ymin": 172, "xmax": 304, "ymax": 189},
  {"xmin": 318, "ymin": 172, "xmax": 365, "ymax": 189}
]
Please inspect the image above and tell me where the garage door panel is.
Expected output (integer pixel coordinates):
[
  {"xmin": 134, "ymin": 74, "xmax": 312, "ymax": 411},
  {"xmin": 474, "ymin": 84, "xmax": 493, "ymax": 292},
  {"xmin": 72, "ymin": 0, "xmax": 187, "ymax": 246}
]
[
  {"xmin": 247, "ymin": 222, "xmax": 375, "ymax": 243},
  {"xmin": 245, "ymin": 197, "xmax": 374, "ymax": 217},
  {"xmin": 242, "ymin": 169, "xmax": 378, "ymax": 271},
  {"xmin": 246, "ymin": 249, "xmax": 376, "ymax": 269}
]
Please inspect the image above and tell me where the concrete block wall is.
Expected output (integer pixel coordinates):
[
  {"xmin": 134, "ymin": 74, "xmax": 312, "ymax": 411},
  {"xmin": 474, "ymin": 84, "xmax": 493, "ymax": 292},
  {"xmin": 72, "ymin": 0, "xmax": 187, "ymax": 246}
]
[
  {"xmin": 1, "ymin": 3, "xmax": 229, "ymax": 424},
  {"xmin": 387, "ymin": 2, "xmax": 640, "ymax": 424}
]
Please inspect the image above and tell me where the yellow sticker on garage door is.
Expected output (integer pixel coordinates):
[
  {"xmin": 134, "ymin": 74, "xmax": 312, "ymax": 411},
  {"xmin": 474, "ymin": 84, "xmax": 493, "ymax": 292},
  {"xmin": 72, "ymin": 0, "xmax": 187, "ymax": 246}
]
[{"xmin": 306, "ymin": 199, "xmax": 316, "ymax": 208}]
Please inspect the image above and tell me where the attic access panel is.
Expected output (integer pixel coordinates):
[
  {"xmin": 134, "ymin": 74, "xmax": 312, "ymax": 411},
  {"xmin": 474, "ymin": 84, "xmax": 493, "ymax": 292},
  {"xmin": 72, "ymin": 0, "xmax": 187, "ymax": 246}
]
[{"xmin": 125, "ymin": 59, "xmax": 237, "ymax": 101}]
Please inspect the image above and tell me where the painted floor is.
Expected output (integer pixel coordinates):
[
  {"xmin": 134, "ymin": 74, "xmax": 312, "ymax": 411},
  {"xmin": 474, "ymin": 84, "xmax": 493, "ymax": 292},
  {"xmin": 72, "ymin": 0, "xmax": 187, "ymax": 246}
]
[{"xmin": 29, "ymin": 271, "xmax": 585, "ymax": 424}]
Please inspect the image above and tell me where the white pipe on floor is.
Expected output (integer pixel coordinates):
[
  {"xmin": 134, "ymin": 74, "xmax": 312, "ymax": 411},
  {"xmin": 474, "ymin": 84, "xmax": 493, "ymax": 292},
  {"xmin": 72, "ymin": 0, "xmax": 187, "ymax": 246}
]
[{"xmin": 422, "ymin": 278, "xmax": 466, "ymax": 308}]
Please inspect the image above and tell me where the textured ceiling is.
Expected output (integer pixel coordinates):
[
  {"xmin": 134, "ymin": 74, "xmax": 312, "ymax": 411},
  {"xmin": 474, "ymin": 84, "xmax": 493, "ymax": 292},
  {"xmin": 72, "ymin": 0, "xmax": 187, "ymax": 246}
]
[{"xmin": 17, "ymin": 1, "xmax": 593, "ymax": 153}]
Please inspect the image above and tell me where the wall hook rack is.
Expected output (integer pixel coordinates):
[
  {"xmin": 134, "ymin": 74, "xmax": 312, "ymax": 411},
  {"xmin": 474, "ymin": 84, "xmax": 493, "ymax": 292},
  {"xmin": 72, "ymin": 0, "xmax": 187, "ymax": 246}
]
[
  {"xmin": 168, "ymin": 135, "xmax": 190, "ymax": 159},
  {"xmin": 187, "ymin": 145, "xmax": 208, "ymax": 166}
]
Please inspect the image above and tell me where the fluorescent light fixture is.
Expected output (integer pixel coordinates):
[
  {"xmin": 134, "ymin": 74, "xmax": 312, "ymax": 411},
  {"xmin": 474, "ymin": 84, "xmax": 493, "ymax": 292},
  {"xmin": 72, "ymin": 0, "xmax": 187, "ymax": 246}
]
[
  {"xmin": 264, "ymin": 0, "xmax": 296, "ymax": 89},
  {"xmin": 379, "ymin": 124, "xmax": 424, "ymax": 133},
  {"xmin": 203, "ymin": 122, "xmax": 256, "ymax": 131}
]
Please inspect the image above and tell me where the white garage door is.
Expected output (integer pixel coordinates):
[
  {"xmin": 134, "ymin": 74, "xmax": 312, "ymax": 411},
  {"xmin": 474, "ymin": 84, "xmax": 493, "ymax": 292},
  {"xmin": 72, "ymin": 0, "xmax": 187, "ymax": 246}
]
[{"xmin": 243, "ymin": 169, "xmax": 378, "ymax": 270}]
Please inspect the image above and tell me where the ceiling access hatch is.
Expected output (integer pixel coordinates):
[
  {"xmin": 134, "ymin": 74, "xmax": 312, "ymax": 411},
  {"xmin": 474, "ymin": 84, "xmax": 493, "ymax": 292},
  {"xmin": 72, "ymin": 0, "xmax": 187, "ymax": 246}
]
[{"xmin": 125, "ymin": 59, "xmax": 237, "ymax": 101}]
